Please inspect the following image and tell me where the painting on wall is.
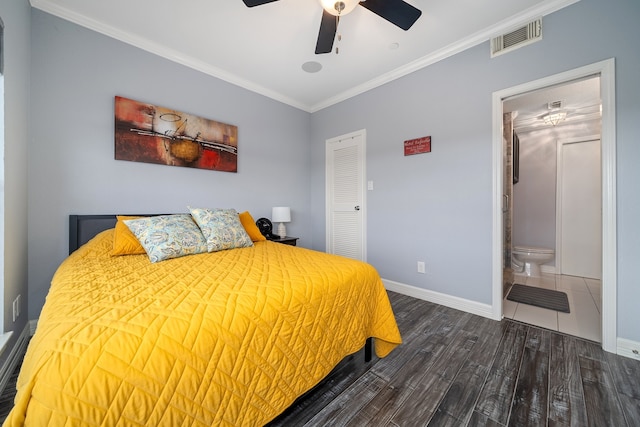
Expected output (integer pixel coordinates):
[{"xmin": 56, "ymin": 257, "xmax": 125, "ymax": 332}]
[{"xmin": 114, "ymin": 96, "xmax": 237, "ymax": 172}]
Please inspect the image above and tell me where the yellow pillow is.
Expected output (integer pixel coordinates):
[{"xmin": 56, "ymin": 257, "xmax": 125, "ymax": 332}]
[
  {"xmin": 112, "ymin": 215, "xmax": 147, "ymax": 256},
  {"xmin": 239, "ymin": 211, "xmax": 267, "ymax": 242}
]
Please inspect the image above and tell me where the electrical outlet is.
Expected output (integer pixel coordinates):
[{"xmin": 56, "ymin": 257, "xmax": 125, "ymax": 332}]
[
  {"xmin": 619, "ymin": 339, "xmax": 640, "ymax": 361},
  {"xmin": 417, "ymin": 261, "xmax": 426, "ymax": 274}
]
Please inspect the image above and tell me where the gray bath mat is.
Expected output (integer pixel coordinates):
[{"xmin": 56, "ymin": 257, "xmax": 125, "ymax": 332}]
[{"xmin": 507, "ymin": 284, "xmax": 570, "ymax": 313}]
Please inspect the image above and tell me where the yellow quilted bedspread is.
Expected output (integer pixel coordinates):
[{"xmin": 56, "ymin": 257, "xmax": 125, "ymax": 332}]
[{"xmin": 5, "ymin": 230, "xmax": 401, "ymax": 426}]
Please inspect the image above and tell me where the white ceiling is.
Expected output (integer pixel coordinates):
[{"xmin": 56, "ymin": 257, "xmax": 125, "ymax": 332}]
[
  {"xmin": 31, "ymin": 0, "xmax": 579, "ymax": 112},
  {"xmin": 504, "ymin": 76, "xmax": 601, "ymax": 133}
]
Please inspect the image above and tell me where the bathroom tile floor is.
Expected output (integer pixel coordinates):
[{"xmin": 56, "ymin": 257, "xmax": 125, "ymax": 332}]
[{"xmin": 503, "ymin": 273, "xmax": 602, "ymax": 342}]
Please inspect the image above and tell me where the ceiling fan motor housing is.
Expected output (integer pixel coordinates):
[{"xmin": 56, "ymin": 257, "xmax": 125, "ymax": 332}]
[{"xmin": 320, "ymin": 0, "xmax": 360, "ymax": 16}]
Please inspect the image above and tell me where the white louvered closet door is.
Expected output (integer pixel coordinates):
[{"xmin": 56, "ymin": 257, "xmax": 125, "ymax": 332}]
[{"xmin": 326, "ymin": 130, "xmax": 366, "ymax": 261}]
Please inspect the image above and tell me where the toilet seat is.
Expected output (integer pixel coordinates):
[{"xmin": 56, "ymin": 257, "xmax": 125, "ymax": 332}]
[{"xmin": 513, "ymin": 245, "xmax": 554, "ymax": 254}]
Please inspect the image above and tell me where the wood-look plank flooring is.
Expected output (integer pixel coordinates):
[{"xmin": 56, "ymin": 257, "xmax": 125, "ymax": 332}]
[
  {"xmin": 270, "ymin": 291, "xmax": 640, "ymax": 426},
  {"xmin": 1, "ymin": 292, "xmax": 638, "ymax": 426}
]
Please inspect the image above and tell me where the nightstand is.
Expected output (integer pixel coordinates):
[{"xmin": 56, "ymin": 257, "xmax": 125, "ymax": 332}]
[{"xmin": 267, "ymin": 236, "xmax": 298, "ymax": 246}]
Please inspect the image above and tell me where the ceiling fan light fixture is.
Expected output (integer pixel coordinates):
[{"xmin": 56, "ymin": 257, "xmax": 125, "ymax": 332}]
[{"xmin": 319, "ymin": 0, "xmax": 360, "ymax": 16}]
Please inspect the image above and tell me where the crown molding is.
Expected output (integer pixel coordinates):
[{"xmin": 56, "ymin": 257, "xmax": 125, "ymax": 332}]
[
  {"xmin": 29, "ymin": 0, "xmax": 309, "ymax": 111},
  {"xmin": 31, "ymin": 0, "xmax": 580, "ymax": 113},
  {"xmin": 309, "ymin": 0, "xmax": 581, "ymax": 112}
]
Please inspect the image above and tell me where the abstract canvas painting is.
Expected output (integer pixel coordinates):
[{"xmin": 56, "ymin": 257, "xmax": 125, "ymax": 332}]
[{"xmin": 115, "ymin": 96, "xmax": 237, "ymax": 172}]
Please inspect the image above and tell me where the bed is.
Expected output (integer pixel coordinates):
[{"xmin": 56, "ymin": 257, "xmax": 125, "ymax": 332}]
[{"xmin": 5, "ymin": 213, "xmax": 401, "ymax": 426}]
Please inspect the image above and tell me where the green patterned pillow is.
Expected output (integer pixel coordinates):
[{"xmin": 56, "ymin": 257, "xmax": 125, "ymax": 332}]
[
  {"xmin": 189, "ymin": 207, "xmax": 254, "ymax": 252},
  {"xmin": 123, "ymin": 214, "xmax": 208, "ymax": 263}
]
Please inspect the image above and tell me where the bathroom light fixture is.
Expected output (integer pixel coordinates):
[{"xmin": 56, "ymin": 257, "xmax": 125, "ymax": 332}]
[
  {"xmin": 319, "ymin": 0, "xmax": 359, "ymax": 16},
  {"xmin": 272, "ymin": 207, "xmax": 291, "ymax": 238},
  {"xmin": 541, "ymin": 101, "xmax": 567, "ymax": 126},
  {"xmin": 542, "ymin": 110, "xmax": 567, "ymax": 126}
]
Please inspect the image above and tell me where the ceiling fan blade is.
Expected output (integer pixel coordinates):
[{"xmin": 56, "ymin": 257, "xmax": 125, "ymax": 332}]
[
  {"xmin": 315, "ymin": 10, "xmax": 338, "ymax": 54},
  {"xmin": 242, "ymin": 0, "xmax": 279, "ymax": 7},
  {"xmin": 359, "ymin": 0, "xmax": 422, "ymax": 30}
]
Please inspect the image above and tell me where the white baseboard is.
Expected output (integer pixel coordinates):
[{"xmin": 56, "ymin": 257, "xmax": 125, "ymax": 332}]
[
  {"xmin": 0, "ymin": 323, "xmax": 31, "ymax": 395},
  {"xmin": 383, "ymin": 278, "xmax": 636, "ymax": 359},
  {"xmin": 617, "ymin": 337, "xmax": 640, "ymax": 361},
  {"xmin": 0, "ymin": 332, "xmax": 14, "ymax": 357},
  {"xmin": 382, "ymin": 279, "xmax": 494, "ymax": 319},
  {"xmin": 541, "ymin": 265, "xmax": 557, "ymax": 274}
]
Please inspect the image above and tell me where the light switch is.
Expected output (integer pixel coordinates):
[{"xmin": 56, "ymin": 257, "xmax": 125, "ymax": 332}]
[{"xmin": 367, "ymin": 180, "xmax": 374, "ymax": 191}]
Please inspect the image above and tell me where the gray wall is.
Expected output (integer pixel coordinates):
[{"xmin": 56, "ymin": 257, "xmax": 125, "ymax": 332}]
[
  {"xmin": 310, "ymin": 0, "xmax": 640, "ymax": 341},
  {"xmin": 28, "ymin": 10, "xmax": 311, "ymax": 318},
  {"xmin": 0, "ymin": 0, "xmax": 30, "ymax": 344}
]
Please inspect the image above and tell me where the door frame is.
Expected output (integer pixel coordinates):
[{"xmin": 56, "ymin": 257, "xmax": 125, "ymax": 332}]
[
  {"xmin": 555, "ymin": 135, "xmax": 601, "ymax": 277},
  {"xmin": 325, "ymin": 129, "xmax": 367, "ymax": 261},
  {"xmin": 491, "ymin": 59, "xmax": 617, "ymax": 352}
]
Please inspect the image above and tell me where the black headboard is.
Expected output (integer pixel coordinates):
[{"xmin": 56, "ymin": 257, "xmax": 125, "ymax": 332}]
[
  {"xmin": 69, "ymin": 215, "xmax": 119, "ymax": 254},
  {"xmin": 69, "ymin": 214, "xmax": 167, "ymax": 254}
]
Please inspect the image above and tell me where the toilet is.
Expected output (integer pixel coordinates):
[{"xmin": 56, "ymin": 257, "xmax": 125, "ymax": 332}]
[{"xmin": 511, "ymin": 246, "xmax": 555, "ymax": 277}]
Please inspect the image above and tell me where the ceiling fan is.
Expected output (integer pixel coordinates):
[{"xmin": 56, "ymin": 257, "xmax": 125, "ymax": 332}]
[{"xmin": 242, "ymin": 0, "xmax": 422, "ymax": 54}]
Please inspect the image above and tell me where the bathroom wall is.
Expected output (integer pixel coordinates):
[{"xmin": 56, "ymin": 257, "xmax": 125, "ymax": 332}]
[
  {"xmin": 512, "ymin": 131, "xmax": 557, "ymax": 256},
  {"xmin": 513, "ymin": 118, "xmax": 602, "ymax": 269}
]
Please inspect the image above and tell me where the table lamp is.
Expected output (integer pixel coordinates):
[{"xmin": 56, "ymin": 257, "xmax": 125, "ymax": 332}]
[{"xmin": 272, "ymin": 207, "xmax": 291, "ymax": 238}]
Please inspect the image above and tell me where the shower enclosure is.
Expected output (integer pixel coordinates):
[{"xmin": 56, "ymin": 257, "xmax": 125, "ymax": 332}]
[{"xmin": 502, "ymin": 112, "xmax": 515, "ymax": 296}]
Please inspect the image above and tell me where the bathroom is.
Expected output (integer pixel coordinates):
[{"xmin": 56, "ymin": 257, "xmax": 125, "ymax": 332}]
[{"xmin": 502, "ymin": 76, "xmax": 603, "ymax": 342}]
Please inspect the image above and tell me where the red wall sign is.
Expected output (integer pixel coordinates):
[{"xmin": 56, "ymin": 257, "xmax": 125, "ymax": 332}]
[{"xmin": 404, "ymin": 136, "xmax": 431, "ymax": 156}]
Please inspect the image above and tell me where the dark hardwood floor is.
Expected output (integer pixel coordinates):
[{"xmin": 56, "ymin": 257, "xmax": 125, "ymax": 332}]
[
  {"xmin": 0, "ymin": 349, "xmax": 23, "ymax": 423},
  {"xmin": 1, "ymin": 291, "xmax": 639, "ymax": 426},
  {"xmin": 270, "ymin": 291, "xmax": 640, "ymax": 426}
]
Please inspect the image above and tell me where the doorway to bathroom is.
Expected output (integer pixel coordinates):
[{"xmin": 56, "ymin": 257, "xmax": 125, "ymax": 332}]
[{"xmin": 491, "ymin": 59, "xmax": 617, "ymax": 352}]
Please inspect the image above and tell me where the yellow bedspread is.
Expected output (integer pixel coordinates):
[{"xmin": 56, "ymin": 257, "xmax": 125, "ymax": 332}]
[{"xmin": 6, "ymin": 230, "xmax": 401, "ymax": 426}]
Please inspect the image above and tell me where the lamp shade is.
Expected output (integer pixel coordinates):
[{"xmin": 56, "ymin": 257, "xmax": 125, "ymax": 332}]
[{"xmin": 272, "ymin": 207, "xmax": 291, "ymax": 223}]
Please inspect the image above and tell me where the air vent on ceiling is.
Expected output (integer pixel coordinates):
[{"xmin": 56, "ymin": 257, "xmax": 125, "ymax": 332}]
[
  {"xmin": 491, "ymin": 18, "xmax": 542, "ymax": 58},
  {"xmin": 548, "ymin": 100, "xmax": 562, "ymax": 109}
]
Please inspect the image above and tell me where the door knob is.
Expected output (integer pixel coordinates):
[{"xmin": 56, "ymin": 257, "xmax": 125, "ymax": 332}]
[{"xmin": 354, "ymin": 206, "xmax": 360, "ymax": 211}]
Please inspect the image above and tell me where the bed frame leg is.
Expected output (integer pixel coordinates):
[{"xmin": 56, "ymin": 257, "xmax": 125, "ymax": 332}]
[{"xmin": 365, "ymin": 337, "xmax": 372, "ymax": 362}]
